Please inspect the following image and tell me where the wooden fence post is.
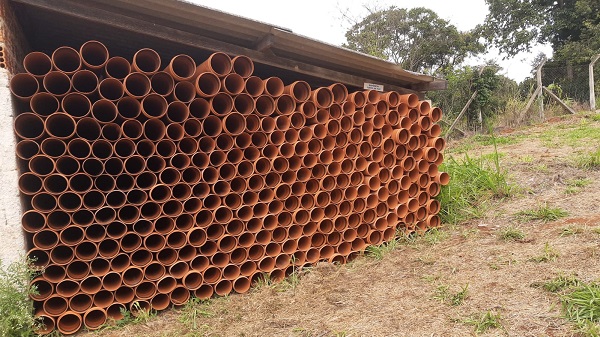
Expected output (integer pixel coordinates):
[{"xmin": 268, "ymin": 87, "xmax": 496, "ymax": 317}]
[{"xmin": 589, "ymin": 54, "xmax": 600, "ymax": 111}]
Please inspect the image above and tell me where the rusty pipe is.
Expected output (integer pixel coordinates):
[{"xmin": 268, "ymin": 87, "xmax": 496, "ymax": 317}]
[
  {"xmin": 56, "ymin": 311, "xmax": 82, "ymax": 335},
  {"xmin": 79, "ymin": 40, "xmax": 109, "ymax": 70},
  {"xmin": 232, "ymin": 55, "xmax": 254, "ymax": 78},
  {"xmin": 14, "ymin": 112, "xmax": 45, "ymax": 140},
  {"xmin": 132, "ymin": 48, "xmax": 161, "ymax": 75},
  {"xmin": 51, "ymin": 46, "xmax": 81, "ymax": 74},
  {"xmin": 43, "ymin": 71, "xmax": 72, "ymax": 98},
  {"xmin": 8, "ymin": 72, "xmax": 40, "ymax": 100},
  {"xmin": 166, "ymin": 54, "xmax": 196, "ymax": 81},
  {"xmin": 31, "ymin": 92, "xmax": 60, "ymax": 116},
  {"xmin": 23, "ymin": 51, "xmax": 52, "ymax": 78},
  {"xmin": 124, "ymin": 72, "xmax": 151, "ymax": 99}
]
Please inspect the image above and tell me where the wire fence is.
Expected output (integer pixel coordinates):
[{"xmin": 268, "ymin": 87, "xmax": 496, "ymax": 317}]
[{"xmin": 542, "ymin": 57, "xmax": 600, "ymax": 110}]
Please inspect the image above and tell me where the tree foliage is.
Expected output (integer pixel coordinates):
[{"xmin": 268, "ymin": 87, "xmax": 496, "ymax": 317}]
[
  {"xmin": 480, "ymin": 0, "xmax": 600, "ymax": 62},
  {"xmin": 428, "ymin": 64, "xmax": 519, "ymax": 129},
  {"xmin": 343, "ymin": 7, "xmax": 483, "ymax": 75}
]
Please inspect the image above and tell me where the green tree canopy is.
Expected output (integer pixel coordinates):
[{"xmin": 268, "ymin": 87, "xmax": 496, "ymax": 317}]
[
  {"xmin": 480, "ymin": 0, "xmax": 600, "ymax": 63},
  {"xmin": 343, "ymin": 7, "xmax": 483, "ymax": 75}
]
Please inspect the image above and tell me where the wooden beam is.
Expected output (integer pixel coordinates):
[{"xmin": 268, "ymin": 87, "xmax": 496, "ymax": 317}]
[
  {"xmin": 542, "ymin": 86, "xmax": 576, "ymax": 114},
  {"xmin": 12, "ymin": 0, "xmax": 423, "ymax": 94},
  {"xmin": 410, "ymin": 79, "xmax": 447, "ymax": 92},
  {"xmin": 517, "ymin": 85, "xmax": 542, "ymax": 124},
  {"xmin": 253, "ymin": 33, "xmax": 275, "ymax": 53}
]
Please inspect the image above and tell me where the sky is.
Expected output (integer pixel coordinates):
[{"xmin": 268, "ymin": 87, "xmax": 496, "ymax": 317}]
[{"xmin": 189, "ymin": 0, "xmax": 552, "ymax": 82}]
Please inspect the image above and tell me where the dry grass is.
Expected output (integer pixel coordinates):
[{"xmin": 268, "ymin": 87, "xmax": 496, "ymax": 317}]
[{"xmin": 84, "ymin": 115, "xmax": 600, "ymax": 337}]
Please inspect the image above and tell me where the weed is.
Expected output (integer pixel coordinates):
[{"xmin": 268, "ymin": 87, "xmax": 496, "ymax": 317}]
[
  {"xmin": 560, "ymin": 226, "xmax": 584, "ymax": 237},
  {"xmin": 437, "ymin": 142, "xmax": 512, "ymax": 224},
  {"xmin": 421, "ymin": 228, "xmax": 449, "ymax": 245},
  {"xmin": 463, "ymin": 311, "xmax": 503, "ymax": 334},
  {"xmin": 252, "ymin": 273, "xmax": 274, "ymax": 290},
  {"xmin": 534, "ymin": 275, "xmax": 580, "ymax": 293},
  {"xmin": 130, "ymin": 300, "xmax": 156, "ymax": 323},
  {"xmin": 530, "ymin": 242, "xmax": 560, "ymax": 263},
  {"xmin": 366, "ymin": 238, "xmax": 399, "ymax": 260},
  {"xmin": 100, "ymin": 303, "xmax": 156, "ymax": 332},
  {"xmin": 0, "ymin": 258, "xmax": 42, "ymax": 337},
  {"xmin": 520, "ymin": 155, "xmax": 534, "ymax": 163},
  {"xmin": 562, "ymin": 282, "xmax": 600, "ymax": 335},
  {"xmin": 576, "ymin": 147, "xmax": 600, "ymax": 170},
  {"xmin": 499, "ymin": 225, "xmax": 526, "ymax": 241},
  {"xmin": 567, "ymin": 178, "xmax": 593, "ymax": 188},
  {"xmin": 516, "ymin": 204, "xmax": 568, "ymax": 223},
  {"xmin": 333, "ymin": 331, "xmax": 348, "ymax": 337},
  {"xmin": 179, "ymin": 297, "xmax": 214, "ymax": 331},
  {"xmin": 533, "ymin": 163, "xmax": 549, "ymax": 173},
  {"xmin": 433, "ymin": 284, "xmax": 469, "ymax": 306},
  {"xmin": 591, "ymin": 114, "xmax": 600, "ymax": 122}
]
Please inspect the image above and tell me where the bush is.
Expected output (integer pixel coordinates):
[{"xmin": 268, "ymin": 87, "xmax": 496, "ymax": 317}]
[{"xmin": 0, "ymin": 258, "xmax": 41, "ymax": 337}]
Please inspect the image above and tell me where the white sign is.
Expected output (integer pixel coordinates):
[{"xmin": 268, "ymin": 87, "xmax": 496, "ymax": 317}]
[{"xmin": 363, "ymin": 83, "xmax": 384, "ymax": 91}]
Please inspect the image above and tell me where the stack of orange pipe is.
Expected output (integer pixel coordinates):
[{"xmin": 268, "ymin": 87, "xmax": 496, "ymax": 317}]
[{"xmin": 11, "ymin": 41, "xmax": 449, "ymax": 335}]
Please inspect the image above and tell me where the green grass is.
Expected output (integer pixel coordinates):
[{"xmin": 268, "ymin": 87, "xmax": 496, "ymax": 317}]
[
  {"xmin": 366, "ymin": 238, "xmax": 400, "ymax": 260},
  {"xmin": 462, "ymin": 311, "xmax": 503, "ymax": 334},
  {"xmin": 530, "ymin": 242, "xmax": 560, "ymax": 263},
  {"xmin": 437, "ymin": 143, "xmax": 512, "ymax": 224},
  {"xmin": 449, "ymin": 134, "xmax": 522, "ymax": 153},
  {"xmin": 534, "ymin": 275, "xmax": 581, "ymax": 293},
  {"xmin": 575, "ymin": 147, "xmax": 600, "ymax": 170},
  {"xmin": 565, "ymin": 178, "xmax": 592, "ymax": 195},
  {"xmin": 0, "ymin": 258, "xmax": 41, "ymax": 337},
  {"xmin": 178, "ymin": 297, "xmax": 214, "ymax": 333},
  {"xmin": 498, "ymin": 225, "xmax": 526, "ymax": 241},
  {"xmin": 516, "ymin": 204, "xmax": 568, "ymax": 223},
  {"xmin": 562, "ymin": 282, "xmax": 600, "ymax": 336},
  {"xmin": 591, "ymin": 113, "xmax": 600, "ymax": 122},
  {"xmin": 560, "ymin": 226, "xmax": 585, "ymax": 237},
  {"xmin": 538, "ymin": 119, "xmax": 600, "ymax": 148},
  {"xmin": 433, "ymin": 284, "xmax": 469, "ymax": 306}
]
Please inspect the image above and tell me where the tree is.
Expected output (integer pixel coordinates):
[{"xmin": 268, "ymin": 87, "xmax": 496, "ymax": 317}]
[
  {"xmin": 480, "ymin": 0, "xmax": 600, "ymax": 62},
  {"xmin": 343, "ymin": 7, "xmax": 483, "ymax": 75}
]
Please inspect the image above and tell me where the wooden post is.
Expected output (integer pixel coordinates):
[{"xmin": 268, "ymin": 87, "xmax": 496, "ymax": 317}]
[
  {"xmin": 445, "ymin": 66, "xmax": 485, "ymax": 138},
  {"xmin": 589, "ymin": 54, "xmax": 600, "ymax": 111},
  {"xmin": 542, "ymin": 86, "xmax": 576, "ymax": 114},
  {"xmin": 445, "ymin": 89, "xmax": 478, "ymax": 138},
  {"xmin": 536, "ymin": 60, "xmax": 546, "ymax": 118}
]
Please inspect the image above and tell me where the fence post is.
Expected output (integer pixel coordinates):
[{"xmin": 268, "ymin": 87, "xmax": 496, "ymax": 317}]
[
  {"xmin": 537, "ymin": 60, "xmax": 546, "ymax": 118},
  {"xmin": 589, "ymin": 54, "xmax": 600, "ymax": 111}
]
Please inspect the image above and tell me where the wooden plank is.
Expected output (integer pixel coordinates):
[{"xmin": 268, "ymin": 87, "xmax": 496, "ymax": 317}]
[
  {"xmin": 517, "ymin": 86, "xmax": 542, "ymax": 124},
  {"xmin": 542, "ymin": 86, "xmax": 576, "ymax": 114},
  {"xmin": 410, "ymin": 79, "xmax": 447, "ymax": 91},
  {"xmin": 445, "ymin": 90, "xmax": 478, "ymax": 138},
  {"xmin": 12, "ymin": 0, "xmax": 427, "ymax": 94}
]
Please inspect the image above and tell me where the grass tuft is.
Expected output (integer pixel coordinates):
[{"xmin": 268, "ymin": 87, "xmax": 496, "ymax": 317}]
[
  {"xmin": 534, "ymin": 275, "xmax": 581, "ymax": 293},
  {"xmin": 530, "ymin": 242, "xmax": 560, "ymax": 263},
  {"xmin": 562, "ymin": 282, "xmax": 600, "ymax": 336},
  {"xmin": 516, "ymin": 204, "xmax": 568, "ymax": 223},
  {"xmin": 462, "ymin": 310, "xmax": 503, "ymax": 334},
  {"xmin": 498, "ymin": 225, "xmax": 526, "ymax": 241},
  {"xmin": 366, "ymin": 238, "xmax": 400, "ymax": 260},
  {"xmin": 433, "ymin": 284, "xmax": 469, "ymax": 306},
  {"xmin": 437, "ymin": 138, "xmax": 512, "ymax": 224},
  {"xmin": 576, "ymin": 147, "xmax": 600, "ymax": 170},
  {"xmin": 560, "ymin": 226, "xmax": 585, "ymax": 237}
]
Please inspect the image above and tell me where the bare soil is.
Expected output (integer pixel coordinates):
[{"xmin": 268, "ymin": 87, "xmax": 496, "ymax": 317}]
[{"xmin": 85, "ymin": 115, "xmax": 600, "ymax": 337}]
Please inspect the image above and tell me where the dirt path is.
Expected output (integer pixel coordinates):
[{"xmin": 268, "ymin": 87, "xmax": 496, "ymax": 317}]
[{"xmin": 86, "ymin": 114, "xmax": 600, "ymax": 337}]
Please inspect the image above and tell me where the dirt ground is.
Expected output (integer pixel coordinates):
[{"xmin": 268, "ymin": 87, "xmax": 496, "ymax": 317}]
[{"xmin": 85, "ymin": 114, "xmax": 600, "ymax": 337}]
